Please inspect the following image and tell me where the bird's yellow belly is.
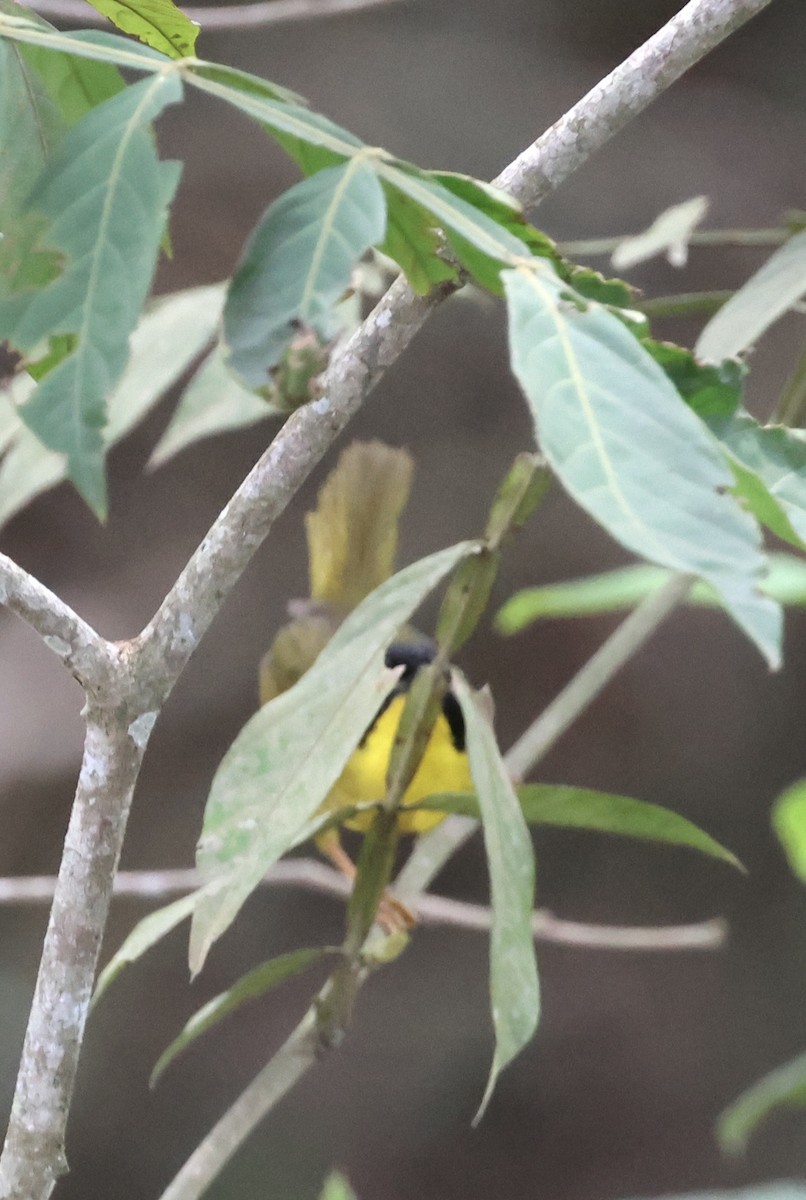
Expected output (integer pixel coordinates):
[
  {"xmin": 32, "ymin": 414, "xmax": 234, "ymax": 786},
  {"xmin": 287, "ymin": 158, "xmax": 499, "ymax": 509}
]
[{"xmin": 324, "ymin": 696, "xmax": 472, "ymax": 834}]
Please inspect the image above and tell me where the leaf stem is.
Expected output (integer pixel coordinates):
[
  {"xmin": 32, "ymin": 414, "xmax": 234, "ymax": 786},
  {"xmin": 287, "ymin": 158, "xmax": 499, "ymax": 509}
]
[
  {"xmin": 558, "ymin": 229, "xmax": 789, "ymax": 259},
  {"xmin": 637, "ymin": 290, "xmax": 734, "ymax": 319}
]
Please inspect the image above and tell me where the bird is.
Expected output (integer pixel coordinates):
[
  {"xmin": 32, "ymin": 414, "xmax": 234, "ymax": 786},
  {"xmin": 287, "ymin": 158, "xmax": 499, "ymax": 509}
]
[{"xmin": 258, "ymin": 441, "xmax": 472, "ymax": 897}]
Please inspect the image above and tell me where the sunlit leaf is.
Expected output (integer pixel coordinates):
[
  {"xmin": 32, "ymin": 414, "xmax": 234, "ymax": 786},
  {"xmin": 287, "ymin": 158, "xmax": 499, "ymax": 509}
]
[
  {"xmin": 772, "ymin": 778, "xmax": 806, "ymax": 884},
  {"xmin": 611, "ymin": 196, "xmax": 709, "ymax": 270},
  {"xmin": 149, "ymin": 346, "xmax": 279, "ymax": 467},
  {"xmin": 319, "ymin": 1172, "xmax": 358, "ymax": 1200},
  {"xmin": 0, "ymin": 74, "xmax": 183, "ymax": 513},
  {"xmin": 224, "ymin": 159, "xmax": 387, "ymax": 387},
  {"xmin": 452, "ymin": 672, "xmax": 538, "ymax": 1125},
  {"xmin": 92, "ymin": 891, "xmax": 198, "ymax": 1007},
  {"xmin": 83, "ymin": 0, "xmax": 197, "ymax": 58},
  {"xmin": 189, "ymin": 541, "xmax": 477, "ymax": 975},
  {"xmin": 718, "ymin": 1052, "xmax": 806, "ymax": 1154},
  {"xmin": 697, "ymin": 230, "xmax": 806, "ymax": 362},
  {"xmin": 503, "ymin": 264, "xmax": 782, "ymax": 666},
  {"xmin": 151, "ymin": 947, "xmax": 338, "ymax": 1084},
  {"xmin": 420, "ymin": 785, "xmax": 742, "ymax": 870}
]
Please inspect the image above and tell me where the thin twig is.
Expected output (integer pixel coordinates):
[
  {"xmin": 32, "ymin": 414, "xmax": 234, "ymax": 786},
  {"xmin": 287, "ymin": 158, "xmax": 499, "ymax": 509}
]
[
  {"xmin": 0, "ymin": 861, "xmax": 726, "ymax": 950},
  {"xmin": 0, "ymin": 552, "xmax": 123, "ymax": 697},
  {"xmin": 557, "ymin": 228, "xmax": 789, "ymax": 259},
  {"xmin": 27, "ymin": 0, "xmax": 410, "ymax": 30}
]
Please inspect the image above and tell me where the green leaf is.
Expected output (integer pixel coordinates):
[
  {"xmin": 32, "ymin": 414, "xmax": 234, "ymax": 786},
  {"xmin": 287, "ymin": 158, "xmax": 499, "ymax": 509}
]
[
  {"xmin": 452, "ymin": 672, "xmax": 538, "ymax": 1125},
  {"xmin": 709, "ymin": 412, "xmax": 806, "ymax": 550},
  {"xmin": 186, "ymin": 61, "xmax": 363, "ymax": 161},
  {"xmin": 718, "ymin": 1052, "xmax": 806, "ymax": 1154},
  {"xmin": 14, "ymin": 40, "xmax": 124, "ymax": 126},
  {"xmin": 503, "ymin": 263, "xmax": 782, "ymax": 666},
  {"xmin": 189, "ymin": 540, "xmax": 477, "ymax": 975},
  {"xmin": 697, "ymin": 230, "xmax": 806, "ymax": 362},
  {"xmin": 0, "ymin": 18, "xmax": 174, "ymax": 72},
  {"xmin": 379, "ymin": 183, "xmax": 457, "ymax": 295},
  {"xmin": 641, "ymin": 340, "xmax": 743, "ymax": 420},
  {"xmin": 223, "ymin": 158, "xmax": 387, "ymax": 387},
  {"xmin": 0, "ymin": 38, "xmax": 66, "ymax": 224},
  {"xmin": 106, "ymin": 283, "xmax": 226, "ymax": 444},
  {"xmin": 149, "ymin": 346, "xmax": 279, "ymax": 468},
  {"xmin": 92, "ymin": 891, "xmax": 198, "ymax": 1007},
  {"xmin": 151, "ymin": 946, "xmax": 337, "ymax": 1085},
  {"xmin": 378, "ymin": 163, "xmax": 529, "ymax": 292},
  {"xmin": 319, "ymin": 1172, "xmax": 358, "ymax": 1200},
  {"xmin": 82, "ymin": 0, "xmax": 197, "ymax": 58},
  {"xmin": 0, "ymin": 284, "xmax": 223, "ymax": 528},
  {"xmin": 421, "ymin": 785, "xmax": 743, "ymax": 870},
  {"xmin": 495, "ymin": 552, "xmax": 806, "ymax": 631},
  {"xmin": 772, "ymin": 778, "xmax": 806, "ymax": 884},
  {"xmin": 611, "ymin": 196, "xmax": 709, "ymax": 270},
  {"xmin": 1, "ymin": 74, "xmax": 183, "ymax": 513}
]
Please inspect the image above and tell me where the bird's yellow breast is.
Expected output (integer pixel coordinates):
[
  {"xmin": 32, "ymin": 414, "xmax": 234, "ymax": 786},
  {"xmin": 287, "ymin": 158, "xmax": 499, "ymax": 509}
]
[{"xmin": 325, "ymin": 693, "xmax": 472, "ymax": 834}]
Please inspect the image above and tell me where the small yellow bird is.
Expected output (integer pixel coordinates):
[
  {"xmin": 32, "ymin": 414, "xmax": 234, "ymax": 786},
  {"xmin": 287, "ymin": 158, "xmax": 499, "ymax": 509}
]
[
  {"xmin": 327, "ymin": 639, "xmax": 472, "ymax": 834},
  {"xmin": 259, "ymin": 442, "xmax": 472, "ymax": 886}
]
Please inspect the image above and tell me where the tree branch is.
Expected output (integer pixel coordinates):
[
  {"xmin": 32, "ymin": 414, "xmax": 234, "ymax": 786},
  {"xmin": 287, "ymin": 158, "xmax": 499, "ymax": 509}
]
[
  {"xmin": 0, "ymin": 713, "xmax": 149, "ymax": 1200},
  {"xmin": 0, "ymin": 0, "xmax": 776, "ymax": 1195},
  {"xmin": 0, "ymin": 860, "xmax": 727, "ymax": 950},
  {"xmin": 495, "ymin": 0, "xmax": 779, "ymax": 212},
  {"xmin": 0, "ymin": 552, "xmax": 122, "ymax": 697},
  {"xmin": 27, "ymin": 0, "xmax": 410, "ymax": 30}
]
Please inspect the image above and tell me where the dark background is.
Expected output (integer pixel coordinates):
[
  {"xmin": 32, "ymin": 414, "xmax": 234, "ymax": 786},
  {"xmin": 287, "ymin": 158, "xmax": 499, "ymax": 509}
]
[{"xmin": 2, "ymin": 1, "xmax": 806, "ymax": 1198}]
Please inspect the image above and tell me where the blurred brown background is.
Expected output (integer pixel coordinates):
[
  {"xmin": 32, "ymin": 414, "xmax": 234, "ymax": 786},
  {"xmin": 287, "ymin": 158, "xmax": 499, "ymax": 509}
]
[{"xmin": 2, "ymin": 1, "xmax": 806, "ymax": 1197}]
